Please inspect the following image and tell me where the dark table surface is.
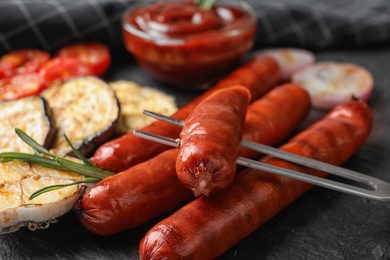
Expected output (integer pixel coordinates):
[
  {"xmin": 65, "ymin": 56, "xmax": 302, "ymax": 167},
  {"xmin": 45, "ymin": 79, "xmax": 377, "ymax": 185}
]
[{"xmin": 1, "ymin": 46, "xmax": 390, "ymax": 260}]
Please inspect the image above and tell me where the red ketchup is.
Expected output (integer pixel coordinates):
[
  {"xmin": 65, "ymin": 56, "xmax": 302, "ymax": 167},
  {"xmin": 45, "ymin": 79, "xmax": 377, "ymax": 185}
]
[{"xmin": 122, "ymin": 0, "xmax": 256, "ymax": 90}]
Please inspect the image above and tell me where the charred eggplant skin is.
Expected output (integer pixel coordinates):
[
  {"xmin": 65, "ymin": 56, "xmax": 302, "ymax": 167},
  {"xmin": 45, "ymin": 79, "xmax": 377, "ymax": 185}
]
[
  {"xmin": 79, "ymin": 116, "xmax": 120, "ymax": 158},
  {"xmin": 40, "ymin": 97, "xmax": 57, "ymax": 149},
  {"xmin": 0, "ymin": 96, "xmax": 56, "ymax": 154},
  {"xmin": 41, "ymin": 76, "xmax": 120, "ymax": 157}
]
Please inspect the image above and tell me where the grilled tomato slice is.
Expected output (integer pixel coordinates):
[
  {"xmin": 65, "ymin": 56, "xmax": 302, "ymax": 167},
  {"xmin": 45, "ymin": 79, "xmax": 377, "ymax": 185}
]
[
  {"xmin": 55, "ymin": 42, "xmax": 111, "ymax": 77},
  {"xmin": 0, "ymin": 49, "xmax": 50, "ymax": 79}
]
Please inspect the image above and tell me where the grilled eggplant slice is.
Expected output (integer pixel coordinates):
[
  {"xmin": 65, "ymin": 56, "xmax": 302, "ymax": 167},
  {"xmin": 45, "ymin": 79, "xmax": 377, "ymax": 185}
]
[
  {"xmin": 41, "ymin": 76, "xmax": 120, "ymax": 157},
  {"xmin": 0, "ymin": 160, "xmax": 83, "ymax": 234},
  {"xmin": 110, "ymin": 80, "xmax": 177, "ymax": 134},
  {"xmin": 0, "ymin": 96, "xmax": 55, "ymax": 154}
]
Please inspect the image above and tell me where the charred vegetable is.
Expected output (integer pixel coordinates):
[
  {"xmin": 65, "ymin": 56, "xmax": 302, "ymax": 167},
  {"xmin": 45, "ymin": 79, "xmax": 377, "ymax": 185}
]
[
  {"xmin": 0, "ymin": 96, "xmax": 55, "ymax": 154},
  {"xmin": 0, "ymin": 129, "xmax": 114, "ymax": 234},
  {"xmin": 41, "ymin": 76, "xmax": 120, "ymax": 157},
  {"xmin": 110, "ymin": 80, "xmax": 177, "ymax": 134},
  {"xmin": 0, "ymin": 160, "xmax": 83, "ymax": 234},
  {"xmin": 292, "ymin": 62, "xmax": 374, "ymax": 110}
]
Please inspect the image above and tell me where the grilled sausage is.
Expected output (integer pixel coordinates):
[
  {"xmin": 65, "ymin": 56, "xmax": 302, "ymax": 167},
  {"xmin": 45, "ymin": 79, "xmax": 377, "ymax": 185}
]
[
  {"xmin": 240, "ymin": 83, "xmax": 311, "ymax": 159},
  {"xmin": 176, "ymin": 86, "xmax": 251, "ymax": 197},
  {"xmin": 75, "ymin": 84, "xmax": 310, "ymax": 236},
  {"xmin": 139, "ymin": 101, "xmax": 372, "ymax": 259},
  {"xmin": 90, "ymin": 56, "xmax": 280, "ymax": 173},
  {"xmin": 75, "ymin": 148, "xmax": 191, "ymax": 236}
]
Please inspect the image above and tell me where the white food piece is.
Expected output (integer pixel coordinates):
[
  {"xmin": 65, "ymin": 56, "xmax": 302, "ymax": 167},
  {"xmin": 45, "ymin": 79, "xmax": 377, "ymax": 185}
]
[
  {"xmin": 0, "ymin": 96, "xmax": 55, "ymax": 154},
  {"xmin": 0, "ymin": 161, "xmax": 83, "ymax": 234},
  {"xmin": 292, "ymin": 62, "xmax": 374, "ymax": 110},
  {"xmin": 110, "ymin": 80, "xmax": 178, "ymax": 134},
  {"xmin": 253, "ymin": 48, "xmax": 315, "ymax": 81}
]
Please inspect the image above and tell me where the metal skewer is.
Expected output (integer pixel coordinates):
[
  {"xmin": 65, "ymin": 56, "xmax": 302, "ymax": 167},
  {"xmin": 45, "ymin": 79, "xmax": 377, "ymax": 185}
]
[{"xmin": 133, "ymin": 110, "xmax": 390, "ymax": 202}]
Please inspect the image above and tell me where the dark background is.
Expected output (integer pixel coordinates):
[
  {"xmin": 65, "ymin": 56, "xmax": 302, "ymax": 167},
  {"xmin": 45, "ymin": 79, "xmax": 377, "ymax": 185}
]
[
  {"xmin": 1, "ymin": 0, "xmax": 390, "ymax": 259},
  {"xmin": 1, "ymin": 0, "xmax": 390, "ymax": 56}
]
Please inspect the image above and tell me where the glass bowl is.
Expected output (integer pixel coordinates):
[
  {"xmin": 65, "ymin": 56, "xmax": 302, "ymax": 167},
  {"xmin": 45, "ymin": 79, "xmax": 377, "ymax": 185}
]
[{"xmin": 122, "ymin": 0, "xmax": 256, "ymax": 90}]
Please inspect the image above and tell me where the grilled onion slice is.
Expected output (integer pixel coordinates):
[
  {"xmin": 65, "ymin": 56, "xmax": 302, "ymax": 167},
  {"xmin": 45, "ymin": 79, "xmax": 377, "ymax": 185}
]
[
  {"xmin": 0, "ymin": 161, "xmax": 83, "ymax": 234},
  {"xmin": 292, "ymin": 62, "xmax": 374, "ymax": 110},
  {"xmin": 41, "ymin": 76, "xmax": 120, "ymax": 157},
  {"xmin": 0, "ymin": 96, "xmax": 55, "ymax": 154},
  {"xmin": 253, "ymin": 48, "xmax": 315, "ymax": 82}
]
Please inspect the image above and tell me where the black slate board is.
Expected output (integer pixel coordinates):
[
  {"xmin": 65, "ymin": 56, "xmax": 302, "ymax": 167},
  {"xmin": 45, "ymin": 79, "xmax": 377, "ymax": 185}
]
[{"xmin": 1, "ymin": 47, "xmax": 390, "ymax": 260}]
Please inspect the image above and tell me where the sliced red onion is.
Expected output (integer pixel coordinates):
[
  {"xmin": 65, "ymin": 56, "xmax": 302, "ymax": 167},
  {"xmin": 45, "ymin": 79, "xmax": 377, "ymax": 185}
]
[
  {"xmin": 253, "ymin": 48, "xmax": 316, "ymax": 82},
  {"xmin": 292, "ymin": 62, "xmax": 374, "ymax": 110}
]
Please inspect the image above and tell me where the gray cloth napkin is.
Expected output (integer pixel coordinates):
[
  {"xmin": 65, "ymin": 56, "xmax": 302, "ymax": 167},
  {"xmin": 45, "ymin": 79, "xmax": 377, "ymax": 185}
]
[{"xmin": 0, "ymin": 0, "xmax": 389, "ymax": 56}]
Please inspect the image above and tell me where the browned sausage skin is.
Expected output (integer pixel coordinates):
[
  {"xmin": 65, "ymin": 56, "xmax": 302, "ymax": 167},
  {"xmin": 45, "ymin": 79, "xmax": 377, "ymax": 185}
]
[
  {"xmin": 240, "ymin": 83, "xmax": 311, "ymax": 159},
  {"xmin": 75, "ymin": 149, "xmax": 192, "ymax": 236},
  {"xmin": 75, "ymin": 84, "xmax": 310, "ymax": 236},
  {"xmin": 176, "ymin": 86, "xmax": 251, "ymax": 197},
  {"xmin": 139, "ymin": 101, "xmax": 372, "ymax": 259},
  {"xmin": 91, "ymin": 56, "xmax": 280, "ymax": 173}
]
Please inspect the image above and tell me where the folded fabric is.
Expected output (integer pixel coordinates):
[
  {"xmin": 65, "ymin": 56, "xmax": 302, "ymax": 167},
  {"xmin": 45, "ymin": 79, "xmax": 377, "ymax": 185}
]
[
  {"xmin": 0, "ymin": 0, "xmax": 389, "ymax": 56},
  {"xmin": 252, "ymin": 0, "xmax": 390, "ymax": 50}
]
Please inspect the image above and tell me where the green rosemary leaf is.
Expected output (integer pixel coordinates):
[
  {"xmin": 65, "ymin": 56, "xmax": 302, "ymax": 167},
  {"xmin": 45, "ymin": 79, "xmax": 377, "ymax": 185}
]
[
  {"xmin": 29, "ymin": 177, "xmax": 99, "ymax": 200},
  {"xmin": 1, "ymin": 129, "xmax": 114, "ymax": 198},
  {"xmin": 64, "ymin": 134, "xmax": 93, "ymax": 167},
  {"xmin": 56, "ymin": 157, "xmax": 113, "ymax": 179},
  {"xmin": 0, "ymin": 152, "xmax": 64, "ymax": 170},
  {"xmin": 196, "ymin": 0, "xmax": 216, "ymax": 9},
  {"xmin": 15, "ymin": 128, "xmax": 53, "ymax": 157}
]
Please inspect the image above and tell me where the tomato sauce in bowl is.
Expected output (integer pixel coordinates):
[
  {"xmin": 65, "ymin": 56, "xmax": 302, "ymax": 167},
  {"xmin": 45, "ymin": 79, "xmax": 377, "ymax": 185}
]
[{"xmin": 122, "ymin": 0, "xmax": 256, "ymax": 90}]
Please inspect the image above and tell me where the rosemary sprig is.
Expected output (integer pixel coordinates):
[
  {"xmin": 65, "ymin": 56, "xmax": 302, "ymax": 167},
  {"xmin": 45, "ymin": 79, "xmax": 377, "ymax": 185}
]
[
  {"xmin": 56, "ymin": 157, "xmax": 112, "ymax": 180},
  {"xmin": 195, "ymin": 0, "xmax": 216, "ymax": 9},
  {"xmin": 29, "ymin": 177, "xmax": 99, "ymax": 200},
  {"xmin": 15, "ymin": 128, "xmax": 53, "ymax": 157},
  {"xmin": 0, "ymin": 128, "xmax": 114, "ymax": 200},
  {"xmin": 64, "ymin": 134, "xmax": 94, "ymax": 167},
  {"xmin": 0, "ymin": 152, "xmax": 64, "ymax": 170}
]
